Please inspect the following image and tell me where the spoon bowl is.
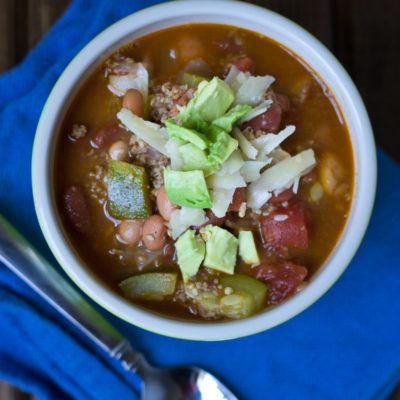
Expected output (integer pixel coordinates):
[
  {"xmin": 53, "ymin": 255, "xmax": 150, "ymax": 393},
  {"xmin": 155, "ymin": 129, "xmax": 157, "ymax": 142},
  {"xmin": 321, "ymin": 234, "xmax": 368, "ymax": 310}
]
[{"xmin": 137, "ymin": 361, "xmax": 237, "ymax": 400}]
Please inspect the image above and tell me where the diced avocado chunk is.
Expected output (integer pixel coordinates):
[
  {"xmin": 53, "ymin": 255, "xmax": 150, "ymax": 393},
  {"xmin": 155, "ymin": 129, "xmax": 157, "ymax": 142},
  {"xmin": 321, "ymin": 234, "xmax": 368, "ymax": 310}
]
[
  {"xmin": 175, "ymin": 230, "xmax": 205, "ymax": 282},
  {"xmin": 107, "ymin": 160, "xmax": 151, "ymax": 219},
  {"xmin": 201, "ymin": 225, "xmax": 238, "ymax": 274},
  {"xmin": 179, "ymin": 72, "xmax": 208, "ymax": 88},
  {"xmin": 205, "ymin": 125, "xmax": 239, "ymax": 164},
  {"xmin": 119, "ymin": 273, "xmax": 177, "ymax": 301},
  {"xmin": 220, "ymin": 274, "xmax": 267, "ymax": 311},
  {"xmin": 212, "ymin": 104, "xmax": 252, "ymax": 132},
  {"xmin": 238, "ymin": 231, "xmax": 260, "ymax": 264},
  {"xmin": 164, "ymin": 169, "xmax": 212, "ymax": 208},
  {"xmin": 165, "ymin": 119, "xmax": 210, "ymax": 150},
  {"xmin": 178, "ymin": 143, "xmax": 219, "ymax": 177},
  {"xmin": 178, "ymin": 77, "xmax": 235, "ymax": 127}
]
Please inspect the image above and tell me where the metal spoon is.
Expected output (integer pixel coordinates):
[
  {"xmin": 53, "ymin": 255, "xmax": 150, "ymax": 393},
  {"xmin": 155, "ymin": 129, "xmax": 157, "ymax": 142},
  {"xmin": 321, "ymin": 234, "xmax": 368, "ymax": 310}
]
[{"xmin": 0, "ymin": 215, "xmax": 238, "ymax": 400}]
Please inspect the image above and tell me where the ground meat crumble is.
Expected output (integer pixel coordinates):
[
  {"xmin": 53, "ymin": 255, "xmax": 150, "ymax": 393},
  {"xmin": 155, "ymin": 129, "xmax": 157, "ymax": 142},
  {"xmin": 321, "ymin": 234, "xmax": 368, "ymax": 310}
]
[{"xmin": 150, "ymin": 82, "xmax": 194, "ymax": 124}]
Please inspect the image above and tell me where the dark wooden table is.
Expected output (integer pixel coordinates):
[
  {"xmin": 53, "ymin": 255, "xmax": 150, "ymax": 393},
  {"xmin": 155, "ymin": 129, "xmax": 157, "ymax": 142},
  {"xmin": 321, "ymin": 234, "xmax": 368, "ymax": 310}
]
[{"xmin": 0, "ymin": 0, "xmax": 399, "ymax": 399}]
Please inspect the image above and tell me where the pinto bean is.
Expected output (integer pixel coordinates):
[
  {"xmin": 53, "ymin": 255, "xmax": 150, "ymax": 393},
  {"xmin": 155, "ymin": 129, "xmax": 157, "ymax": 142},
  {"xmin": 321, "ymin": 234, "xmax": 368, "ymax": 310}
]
[
  {"xmin": 109, "ymin": 140, "xmax": 129, "ymax": 161},
  {"xmin": 142, "ymin": 215, "xmax": 167, "ymax": 251},
  {"xmin": 62, "ymin": 185, "xmax": 92, "ymax": 235},
  {"xmin": 122, "ymin": 89, "xmax": 144, "ymax": 117},
  {"xmin": 93, "ymin": 125, "xmax": 122, "ymax": 149},
  {"xmin": 156, "ymin": 185, "xmax": 179, "ymax": 221},
  {"xmin": 118, "ymin": 219, "xmax": 143, "ymax": 245}
]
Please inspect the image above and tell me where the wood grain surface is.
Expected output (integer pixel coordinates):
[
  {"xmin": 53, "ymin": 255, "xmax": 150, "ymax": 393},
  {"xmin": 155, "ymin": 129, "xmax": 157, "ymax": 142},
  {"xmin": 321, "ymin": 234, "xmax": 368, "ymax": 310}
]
[{"xmin": 0, "ymin": 0, "xmax": 399, "ymax": 398}]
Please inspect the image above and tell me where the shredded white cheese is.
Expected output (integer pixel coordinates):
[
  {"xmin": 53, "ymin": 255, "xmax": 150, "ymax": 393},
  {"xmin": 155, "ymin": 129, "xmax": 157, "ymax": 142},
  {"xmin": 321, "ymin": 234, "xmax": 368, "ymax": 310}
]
[
  {"xmin": 292, "ymin": 176, "xmax": 300, "ymax": 194},
  {"xmin": 247, "ymin": 189, "xmax": 272, "ymax": 209},
  {"xmin": 274, "ymin": 214, "xmax": 289, "ymax": 222},
  {"xmin": 240, "ymin": 160, "xmax": 270, "ymax": 182},
  {"xmin": 216, "ymin": 150, "xmax": 244, "ymax": 176},
  {"xmin": 247, "ymin": 149, "xmax": 316, "ymax": 209},
  {"xmin": 169, "ymin": 208, "xmax": 207, "ymax": 239},
  {"xmin": 225, "ymin": 66, "xmax": 275, "ymax": 106},
  {"xmin": 206, "ymin": 171, "xmax": 246, "ymax": 190},
  {"xmin": 165, "ymin": 138, "xmax": 184, "ymax": 170},
  {"xmin": 238, "ymin": 100, "xmax": 273, "ymax": 124},
  {"xmin": 108, "ymin": 62, "xmax": 149, "ymax": 102},
  {"xmin": 210, "ymin": 188, "xmax": 236, "ymax": 218},
  {"xmin": 252, "ymin": 125, "xmax": 296, "ymax": 156},
  {"xmin": 232, "ymin": 128, "xmax": 258, "ymax": 160},
  {"xmin": 117, "ymin": 108, "xmax": 169, "ymax": 155}
]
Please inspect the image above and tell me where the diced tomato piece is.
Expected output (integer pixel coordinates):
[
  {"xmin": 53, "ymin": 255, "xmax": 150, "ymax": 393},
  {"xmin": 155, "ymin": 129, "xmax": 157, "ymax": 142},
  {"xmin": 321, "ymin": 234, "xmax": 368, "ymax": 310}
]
[
  {"xmin": 276, "ymin": 93, "xmax": 291, "ymax": 112},
  {"xmin": 243, "ymin": 103, "xmax": 282, "ymax": 133},
  {"xmin": 228, "ymin": 187, "xmax": 246, "ymax": 212},
  {"xmin": 62, "ymin": 185, "xmax": 92, "ymax": 235},
  {"xmin": 93, "ymin": 125, "xmax": 122, "ymax": 149},
  {"xmin": 268, "ymin": 188, "xmax": 295, "ymax": 203},
  {"xmin": 251, "ymin": 261, "xmax": 307, "ymax": 304},
  {"xmin": 260, "ymin": 201, "xmax": 309, "ymax": 249},
  {"xmin": 232, "ymin": 57, "xmax": 256, "ymax": 74}
]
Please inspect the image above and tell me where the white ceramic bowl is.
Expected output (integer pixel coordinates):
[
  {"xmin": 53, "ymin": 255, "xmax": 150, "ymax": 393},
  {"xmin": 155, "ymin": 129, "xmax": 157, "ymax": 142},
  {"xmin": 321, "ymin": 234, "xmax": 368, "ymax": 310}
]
[{"xmin": 32, "ymin": 0, "xmax": 376, "ymax": 341}]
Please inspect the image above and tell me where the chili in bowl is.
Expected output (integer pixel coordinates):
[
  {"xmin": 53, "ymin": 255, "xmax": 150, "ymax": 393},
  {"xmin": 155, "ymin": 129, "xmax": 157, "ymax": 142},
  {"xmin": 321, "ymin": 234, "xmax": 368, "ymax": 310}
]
[{"xmin": 32, "ymin": 1, "xmax": 376, "ymax": 340}]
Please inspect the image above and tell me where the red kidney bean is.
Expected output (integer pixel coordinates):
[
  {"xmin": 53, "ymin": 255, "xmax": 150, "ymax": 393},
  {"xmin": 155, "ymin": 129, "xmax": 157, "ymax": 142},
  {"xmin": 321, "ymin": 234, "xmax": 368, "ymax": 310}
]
[
  {"xmin": 92, "ymin": 125, "xmax": 122, "ymax": 149},
  {"xmin": 243, "ymin": 103, "xmax": 282, "ymax": 133},
  {"xmin": 62, "ymin": 185, "xmax": 92, "ymax": 235}
]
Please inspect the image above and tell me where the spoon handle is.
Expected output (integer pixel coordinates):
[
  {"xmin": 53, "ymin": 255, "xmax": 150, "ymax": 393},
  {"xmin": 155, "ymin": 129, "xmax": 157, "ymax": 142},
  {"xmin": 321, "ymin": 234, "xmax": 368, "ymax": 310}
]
[{"xmin": 0, "ymin": 215, "xmax": 144, "ymax": 373}]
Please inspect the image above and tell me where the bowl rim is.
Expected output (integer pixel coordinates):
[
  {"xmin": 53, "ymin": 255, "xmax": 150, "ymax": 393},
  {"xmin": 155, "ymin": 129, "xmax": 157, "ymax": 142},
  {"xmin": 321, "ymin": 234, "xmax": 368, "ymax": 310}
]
[{"xmin": 32, "ymin": 0, "xmax": 376, "ymax": 341}]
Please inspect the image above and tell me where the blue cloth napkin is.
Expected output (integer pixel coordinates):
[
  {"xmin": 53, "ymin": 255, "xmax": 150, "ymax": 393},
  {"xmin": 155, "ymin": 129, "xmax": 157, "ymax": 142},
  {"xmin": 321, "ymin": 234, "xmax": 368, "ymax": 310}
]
[{"xmin": 1, "ymin": 1, "xmax": 399, "ymax": 399}]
